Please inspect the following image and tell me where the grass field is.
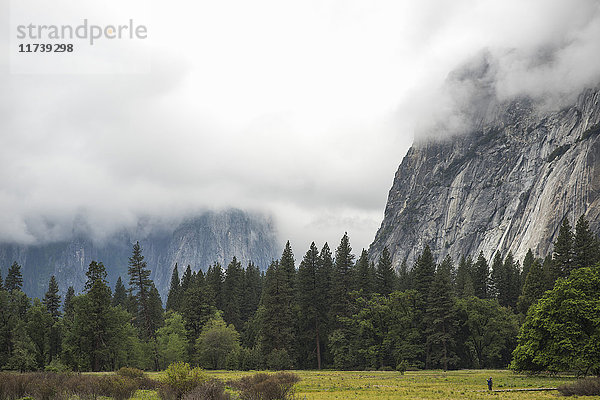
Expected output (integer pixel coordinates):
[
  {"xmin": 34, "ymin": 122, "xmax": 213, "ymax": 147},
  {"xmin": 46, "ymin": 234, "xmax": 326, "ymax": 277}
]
[{"xmin": 134, "ymin": 369, "xmax": 598, "ymax": 399}]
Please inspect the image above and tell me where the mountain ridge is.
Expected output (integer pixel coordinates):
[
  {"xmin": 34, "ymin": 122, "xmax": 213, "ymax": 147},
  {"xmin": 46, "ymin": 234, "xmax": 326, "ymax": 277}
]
[
  {"xmin": 0, "ymin": 209, "xmax": 279, "ymax": 300},
  {"xmin": 370, "ymin": 87, "xmax": 600, "ymax": 268}
]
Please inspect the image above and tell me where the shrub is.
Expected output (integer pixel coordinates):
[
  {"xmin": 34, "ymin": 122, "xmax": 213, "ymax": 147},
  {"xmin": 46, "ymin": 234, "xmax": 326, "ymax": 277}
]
[
  {"xmin": 160, "ymin": 362, "xmax": 208, "ymax": 399},
  {"xmin": 116, "ymin": 367, "xmax": 146, "ymax": 379},
  {"xmin": 97, "ymin": 375, "xmax": 139, "ymax": 400},
  {"xmin": 558, "ymin": 378, "xmax": 600, "ymax": 396},
  {"xmin": 231, "ymin": 372, "xmax": 300, "ymax": 400},
  {"xmin": 44, "ymin": 359, "xmax": 71, "ymax": 374},
  {"xmin": 181, "ymin": 378, "xmax": 230, "ymax": 400}
]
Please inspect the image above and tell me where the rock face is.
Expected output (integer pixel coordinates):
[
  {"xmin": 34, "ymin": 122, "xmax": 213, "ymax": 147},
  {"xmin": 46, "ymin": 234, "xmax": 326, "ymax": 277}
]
[
  {"xmin": 0, "ymin": 209, "xmax": 279, "ymax": 300},
  {"xmin": 370, "ymin": 88, "xmax": 600, "ymax": 268}
]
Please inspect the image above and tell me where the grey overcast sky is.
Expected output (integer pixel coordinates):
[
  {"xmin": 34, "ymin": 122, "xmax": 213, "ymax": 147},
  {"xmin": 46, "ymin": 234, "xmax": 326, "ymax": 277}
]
[{"xmin": 1, "ymin": 0, "xmax": 600, "ymax": 254}]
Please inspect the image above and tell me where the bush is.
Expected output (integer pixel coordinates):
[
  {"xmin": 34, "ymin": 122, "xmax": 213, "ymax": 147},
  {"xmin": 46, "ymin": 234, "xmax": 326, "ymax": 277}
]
[
  {"xmin": 116, "ymin": 366, "xmax": 146, "ymax": 379},
  {"xmin": 558, "ymin": 378, "xmax": 600, "ymax": 396},
  {"xmin": 159, "ymin": 362, "xmax": 208, "ymax": 399},
  {"xmin": 0, "ymin": 371, "xmax": 152, "ymax": 400},
  {"xmin": 97, "ymin": 375, "xmax": 139, "ymax": 400},
  {"xmin": 231, "ymin": 372, "xmax": 300, "ymax": 400},
  {"xmin": 181, "ymin": 378, "xmax": 230, "ymax": 400},
  {"xmin": 44, "ymin": 359, "xmax": 71, "ymax": 374}
]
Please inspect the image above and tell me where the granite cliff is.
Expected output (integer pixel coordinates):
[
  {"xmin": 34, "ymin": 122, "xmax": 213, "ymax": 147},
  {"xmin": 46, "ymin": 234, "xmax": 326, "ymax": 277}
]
[
  {"xmin": 370, "ymin": 87, "xmax": 600, "ymax": 268},
  {"xmin": 0, "ymin": 209, "xmax": 278, "ymax": 300}
]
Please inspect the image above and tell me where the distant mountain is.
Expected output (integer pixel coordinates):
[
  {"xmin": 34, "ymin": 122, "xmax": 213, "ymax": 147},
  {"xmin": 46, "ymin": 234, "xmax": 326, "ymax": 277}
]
[
  {"xmin": 0, "ymin": 209, "xmax": 279, "ymax": 300},
  {"xmin": 370, "ymin": 82, "xmax": 600, "ymax": 267}
]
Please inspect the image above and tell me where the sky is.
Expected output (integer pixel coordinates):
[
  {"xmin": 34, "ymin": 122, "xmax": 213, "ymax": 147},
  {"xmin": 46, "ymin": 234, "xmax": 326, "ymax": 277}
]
[{"xmin": 1, "ymin": 0, "xmax": 600, "ymax": 254}]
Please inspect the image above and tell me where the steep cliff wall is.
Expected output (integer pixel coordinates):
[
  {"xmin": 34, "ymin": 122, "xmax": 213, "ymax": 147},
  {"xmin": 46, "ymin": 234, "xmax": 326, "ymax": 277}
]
[
  {"xmin": 370, "ymin": 88, "xmax": 600, "ymax": 268},
  {"xmin": 0, "ymin": 209, "xmax": 278, "ymax": 300}
]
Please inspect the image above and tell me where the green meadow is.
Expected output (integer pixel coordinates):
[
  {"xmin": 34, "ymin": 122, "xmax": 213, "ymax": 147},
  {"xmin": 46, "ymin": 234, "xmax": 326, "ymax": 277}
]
[{"xmin": 130, "ymin": 369, "xmax": 596, "ymax": 400}]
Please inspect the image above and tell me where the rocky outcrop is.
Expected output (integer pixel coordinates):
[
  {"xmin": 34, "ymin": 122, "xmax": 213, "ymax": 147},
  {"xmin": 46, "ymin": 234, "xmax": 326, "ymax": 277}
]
[
  {"xmin": 0, "ymin": 209, "xmax": 279, "ymax": 300},
  {"xmin": 370, "ymin": 88, "xmax": 600, "ymax": 268}
]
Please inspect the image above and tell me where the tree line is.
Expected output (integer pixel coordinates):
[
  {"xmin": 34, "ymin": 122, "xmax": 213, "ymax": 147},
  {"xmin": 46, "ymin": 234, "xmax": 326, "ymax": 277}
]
[{"xmin": 0, "ymin": 215, "xmax": 598, "ymax": 373}]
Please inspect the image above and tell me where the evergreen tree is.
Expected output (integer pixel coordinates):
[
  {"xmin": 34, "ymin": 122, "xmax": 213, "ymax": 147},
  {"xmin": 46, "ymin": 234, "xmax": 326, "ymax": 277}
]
[
  {"xmin": 83, "ymin": 261, "xmax": 113, "ymax": 371},
  {"xmin": 412, "ymin": 245, "xmax": 436, "ymax": 307},
  {"xmin": 43, "ymin": 275, "xmax": 61, "ymax": 320},
  {"xmin": 330, "ymin": 233, "xmax": 355, "ymax": 321},
  {"xmin": 552, "ymin": 217, "xmax": 574, "ymax": 279},
  {"xmin": 521, "ymin": 249, "xmax": 535, "ymax": 290},
  {"xmin": 259, "ymin": 260, "xmax": 295, "ymax": 363},
  {"xmin": 25, "ymin": 298, "xmax": 53, "ymax": 369},
  {"xmin": 205, "ymin": 263, "xmax": 224, "ymax": 311},
  {"xmin": 455, "ymin": 255, "xmax": 474, "ymax": 298},
  {"xmin": 241, "ymin": 262, "xmax": 262, "ymax": 325},
  {"xmin": 425, "ymin": 256, "xmax": 456, "ymax": 370},
  {"xmin": 166, "ymin": 264, "xmax": 181, "ymax": 312},
  {"xmin": 5, "ymin": 262, "xmax": 23, "ymax": 292},
  {"xmin": 490, "ymin": 252, "xmax": 504, "ymax": 300},
  {"xmin": 181, "ymin": 265, "xmax": 193, "ymax": 294},
  {"xmin": 128, "ymin": 241, "xmax": 155, "ymax": 339},
  {"xmin": 222, "ymin": 257, "xmax": 245, "ymax": 330},
  {"xmin": 396, "ymin": 259, "xmax": 412, "ymax": 292},
  {"xmin": 112, "ymin": 276, "xmax": 128, "ymax": 308},
  {"xmin": 296, "ymin": 242, "xmax": 325, "ymax": 369},
  {"xmin": 280, "ymin": 240, "xmax": 296, "ymax": 296},
  {"xmin": 0, "ymin": 270, "xmax": 3, "ymax": 290},
  {"xmin": 472, "ymin": 252, "xmax": 489, "ymax": 299},
  {"xmin": 375, "ymin": 247, "xmax": 395, "ymax": 296},
  {"xmin": 573, "ymin": 215, "xmax": 600, "ymax": 270},
  {"xmin": 502, "ymin": 252, "xmax": 521, "ymax": 309},
  {"xmin": 354, "ymin": 249, "xmax": 375, "ymax": 295},
  {"xmin": 317, "ymin": 242, "xmax": 334, "ymax": 365},
  {"xmin": 63, "ymin": 286, "xmax": 75, "ymax": 317},
  {"xmin": 181, "ymin": 277, "xmax": 215, "ymax": 344},
  {"xmin": 147, "ymin": 284, "xmax": 164, "ymax": 332},
  {"xmin": 517, "ymin": 258, "xmax": 548, "ymax": 314}
]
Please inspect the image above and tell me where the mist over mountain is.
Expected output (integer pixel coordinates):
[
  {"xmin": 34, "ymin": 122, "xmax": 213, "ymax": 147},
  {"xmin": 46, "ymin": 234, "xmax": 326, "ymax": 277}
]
[
  {"xmin": 0, "ymin": 209, "xmax": 278, "ymax": 300},
  {"xmin": 370, "ymin": 79, "xmax": 600, "ymax": 268}
]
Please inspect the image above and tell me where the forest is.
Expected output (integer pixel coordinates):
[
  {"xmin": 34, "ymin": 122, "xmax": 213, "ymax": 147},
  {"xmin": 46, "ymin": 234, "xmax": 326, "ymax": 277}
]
[{"xmin": 0, "ymin": 215, "xmax": 599, "ymax": 375}]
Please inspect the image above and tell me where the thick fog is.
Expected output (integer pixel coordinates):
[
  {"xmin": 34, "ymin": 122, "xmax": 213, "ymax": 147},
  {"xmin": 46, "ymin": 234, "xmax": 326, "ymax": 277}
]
[{"xmin": 0, "ymin": 0, "xmax": 599, "ymax": 253}]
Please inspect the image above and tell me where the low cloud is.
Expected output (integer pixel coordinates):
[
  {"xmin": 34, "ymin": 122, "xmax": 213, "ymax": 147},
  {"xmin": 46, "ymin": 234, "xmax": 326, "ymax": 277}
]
[{"xmin": 0, "ymin": 0, "xmax": 599, "ymax": 254}]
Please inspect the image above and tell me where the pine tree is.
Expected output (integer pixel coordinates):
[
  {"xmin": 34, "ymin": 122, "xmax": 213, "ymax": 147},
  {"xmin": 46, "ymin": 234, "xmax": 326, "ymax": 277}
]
[
  {"xmin": 241, "ymin": 262, "xmax": 262, "ymax": 325},
  {"xmin": 425, "ymin": 256, "xmax": 456, "ymax": 370},
  {"xmin": 128, "ymin": 241, "xmax": 155, "ymax": 339},
  {"xmin": 205, "ymin": 263, "xmax": 224, "ymax": 311},
  {"xmin": 412, "ymin": 245, "xmax": 435, "ymax": 307},
  {"xmin": 260, "ymin": 260, "xmax": 295, "ymax": 362},
  {"xmin": 517, "ymin": 258, "xmax": 547, "ymax": 314},
  {"xmin": 552, "ymin": 217, "xmax": 574, "ymax": 279},
  {"xmin": 280, "ymin": 240, "xmax": 296, "ymax": 295},
  {"xmin": 84, "ymin": 261, "xmax": 113, "ymax": 371},
  {"xmin": 521, "ymin": 249, "xmax": 535, "ymax": 290},
  {"xmin": 181, "ymin": 265, "xmax": 193, "ymax": 293},
  {"xmin": 472, "ymin": 252, "xmax": 489, "ymax": 299},
  {"xmin": 296, "ymin": 242, "xmax": 324, "ymax": 369},
  {"xmin": 490, "ymin": 252, "xmax": 504, "ymax": 299},
  {"xmin": 330, "ymin": 233, "xmax": 355, "ymax": 321},
  {"xmin": 63, "ymin": 286, "xmax": 75, "ymax": 317},
  {"xmin": 166, "ymin": 264, "xmax": 181, "ymax": 312},
  {"xmin": 396, "ymin": 259, "xmax": 412, "ymax": 292},
  {"xmin": 573, "ymin": 215, "xmax": 600, "ymax": 270},
  {"xmin": 375, "ymin": 247, "xmax": 396, "ymax": 296},
  {"xmin": 5, "ymin": 262, "xmax": 23, "ymax": 292},
  {"xmin": 317, "ymin": 242, "xmax": 334, "ymax": 365},
  {"xmin": 455, "ymin": 255, "xmax": 474, "ymax": 298},
  {"xmin": 222, "ymin": 257, "xmax": 244, "ymax": 330},
  {"xmin": 502, "ymin": 252, "xmax": 520, "ymax": 309},
  {"xmin": 112, "ymin": 276, "xmax": 128, "ymax": 308},
  {"xmin": 354, "ymin": 249, "xmax": 375, "ymax": 295},
  {"xmin": 43, "ymin": 275, "xmax": 61, "ymax": 320},
  {"xmin": 0, "ymin": 270, "xmax": 4, "ymax": 290}
]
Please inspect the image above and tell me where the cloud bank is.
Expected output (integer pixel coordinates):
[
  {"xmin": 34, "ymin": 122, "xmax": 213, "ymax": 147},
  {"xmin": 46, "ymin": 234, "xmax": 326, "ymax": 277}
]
[{"xmin": 0, "ymin": 0, "xmax": 599, "ymax": 254}]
